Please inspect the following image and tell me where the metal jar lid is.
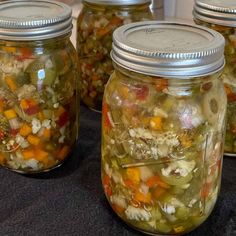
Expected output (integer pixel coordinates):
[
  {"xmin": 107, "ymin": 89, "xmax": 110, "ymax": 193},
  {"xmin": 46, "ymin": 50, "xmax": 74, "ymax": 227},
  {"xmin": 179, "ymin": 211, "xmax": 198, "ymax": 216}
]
[
  {"xmin": 111, "ymin": 21, "xmax": 225, "ymax": 78},
  {"xmin": 0, "ymin": 0, "xmax": 72, "ymax": 41},
  {"xmin": 193, "ymin": 0, "xmax": 236, "ymax": 27},
  {"xmin": 83, "ymin": 0, "xmax": 151, "ymax": 6}
]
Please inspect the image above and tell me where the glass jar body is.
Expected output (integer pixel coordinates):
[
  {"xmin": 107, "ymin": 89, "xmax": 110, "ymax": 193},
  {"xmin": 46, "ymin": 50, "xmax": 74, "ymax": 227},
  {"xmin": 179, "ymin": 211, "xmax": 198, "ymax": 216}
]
[
  {"xmin": 194, "ymin": 18, "xmax": 236, "ymax": 155},
  {"xmin": 101, "ymin": 64, "xmax": 226, "ymax": 235},
  {"xmin": 0, "ymin": 35, "xmax": 79, "ymax": 173},
  {"xmin": 77, "ymin": 2, "xmax": 153, "ymax": 111}
]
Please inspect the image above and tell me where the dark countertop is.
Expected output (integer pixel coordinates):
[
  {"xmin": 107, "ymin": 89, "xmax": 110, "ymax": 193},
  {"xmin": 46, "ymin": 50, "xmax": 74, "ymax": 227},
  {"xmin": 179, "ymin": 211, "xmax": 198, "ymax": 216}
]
[{"xmin": 0, "ymin": 105, "xmax": 236, "ymax": 236}]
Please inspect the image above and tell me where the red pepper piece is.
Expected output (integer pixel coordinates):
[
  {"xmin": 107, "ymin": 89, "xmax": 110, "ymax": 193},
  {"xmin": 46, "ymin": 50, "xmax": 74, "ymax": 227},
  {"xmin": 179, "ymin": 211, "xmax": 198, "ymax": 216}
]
[
  {"xmin": 134, "ymin": 85, "xmax": 149, "ymax": 100},
  {"xmin": 25, "ymin": 105, "xmax": 40, "ymax": 116},
  {"xmin": 102, "ymin": 102, "xmax": 112, "ymax": 130},
  {"xmin": 16, "ymin": 48, "xmax": 33, "ymax": 61},
  {"xmin": 0, "ymin": 130, "xmax": 6, "ymax": 140},
  {"xmin": 57, "ymin": 111, "xmax": 69, "ymax": 127}
]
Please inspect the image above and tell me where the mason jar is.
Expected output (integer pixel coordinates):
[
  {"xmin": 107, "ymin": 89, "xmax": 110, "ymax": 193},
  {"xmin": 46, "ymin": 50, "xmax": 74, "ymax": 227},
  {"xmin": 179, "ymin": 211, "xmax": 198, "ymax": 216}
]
[
  {"xmin": 77, "ymin": 0, "xmax": 153, "ymax": 112},
  {"xmin": 101, "ymin": 22, "xmax": 226, "ymax": 235},
  {"xmin": 0, "ymin": 0, "xmax": 79, "ymax": 173},
  {"xmin": 193, "ymin": 0, "xmax": 236, "ymax": 156}
]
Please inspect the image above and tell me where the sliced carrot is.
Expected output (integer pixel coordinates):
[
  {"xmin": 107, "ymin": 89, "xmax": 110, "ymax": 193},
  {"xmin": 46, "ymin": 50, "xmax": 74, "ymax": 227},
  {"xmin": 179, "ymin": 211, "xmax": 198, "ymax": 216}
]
[
  {"xmin": 57, "ymin": 145, "xmax": 70, "ymax": 160},
  {"xmin": 34, "ymin": 149, "xmax": 49, "ymax": 164},
  {"xmin": 22, "ymin": 149, "xmax": 35, "ymax": 160},
  {"xmin": 20, "ymin": 99, "xmax": 29, "ymax": 110},
  {"xmin": 149, "ymin": 117, "xmax": 163, "ymax": 130},
  {"xmin": 112, "ymin": 204, "xmax": 125, "ymax": 214},
  {"xmin": 55, "ymin": 106, "xmax": 66, "ymax": 117},
  {"xmin": 102, "ymin": 102, "xmax": 112, "ymax": 130},
  {"xmin": 201, "ymin": 183, "xmax": 212, "ymax": 198},
  {"xmin": 156, "ymin": 78, "xmax": 168, "ymax": 92},
  {"xmin": 146, "ymin": 175, "xmax": 170, "ymax": 189},
  {"xmin": 126, "ymin": 168, "xmax": 140, "ymax": 185},
  {"xmin": 103, "ymin": 174, "xmax": 110, "ymax": 186},
  {"xmin": 6, "ymin": 76, "xmax": 17, "ymax": 91},
  {"xmin": 27, "ymin": 135, "xmax": 40, "ymax": 146},
  {"xmin": 92, "ymin": 75, "xmax": 101, "ymax": 81},
  {"xmin": 224, "ymin": 84, "xmax": 236, "ymax": 102},
  {"xmin": 103, "ymin": 175, "xmax": 112, "ymax": 197},
  {"xmin": 0, "ymin": 153, "xmax": 5, "ymax": 164},
  {"xmin": 37, "ymin": 111, "xmax": 45, "ymax": 121},
  {"xmin": 123, "ymin": 179, "xmax": 137, "ymax": 189},
  {"xmin": 4, "ymin": 109, "xmax": 17, "ymax": 119},
  {"xmin": 19, "ymin": 124, "xmax": 32, "ymax": 137},
  {"xmin": 43, "ymin": 128, "xmax": 51, "ymax": 139},
  {"xmin": 152, "ymin": 186, "xmax": 166, "ymax": 199},
  {"xmin": 134, "ymin": 190, "xmax": 151, "ymax": 204},
  {"xmin": 109, "ymin": 16, "xmax": 123, "ymax": 26},
  {"xmin": 2, "ymin": 46, "xmax": 16, "ymax": 53},
  {"xmin": 96, "ymin": 27, "xmax": 111, "ymax": 37},
  {"xmin": 0, "ymin": 99, "xmax": 4, "ymax": 113}
]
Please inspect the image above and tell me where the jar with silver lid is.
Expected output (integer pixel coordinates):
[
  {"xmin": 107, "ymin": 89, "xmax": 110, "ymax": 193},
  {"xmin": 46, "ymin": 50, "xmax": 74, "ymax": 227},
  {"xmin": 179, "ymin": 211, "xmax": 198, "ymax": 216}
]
[
  {"xmin": 77, "ymin": 0, "xmax": 153, "ymax": 112},
  {"xmin": 101, "ymin": 21, "xmax": 226, "ymax": 235},
  {"xmin": 0, "ymin": 0, "xmax": 79, "ymax": 173},
  {"xmin": 193, "ymin": 0, "xmax": 236, "ymax": 156}
]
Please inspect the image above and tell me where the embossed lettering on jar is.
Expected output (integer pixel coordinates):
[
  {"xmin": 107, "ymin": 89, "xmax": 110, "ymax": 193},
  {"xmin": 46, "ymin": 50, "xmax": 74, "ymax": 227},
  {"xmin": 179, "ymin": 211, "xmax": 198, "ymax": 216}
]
[
  {"xmin": 0, "ymin": 0, "xmax": 79, "ymax": 173},
  {"xmin": 77, "ymin": 0, "xmax": 153, "ymax": 111},
  {"xmin": 101, "ymin": 22, "xmax": 226, "ymax": 235},
  {"xmin": 193, "ymin": 0, "xmax": 236, "ymax": 156}
]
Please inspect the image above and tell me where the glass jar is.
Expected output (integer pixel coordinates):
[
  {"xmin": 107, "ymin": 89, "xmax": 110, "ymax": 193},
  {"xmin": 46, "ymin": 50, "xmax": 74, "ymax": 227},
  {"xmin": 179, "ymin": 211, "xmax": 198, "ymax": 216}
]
[
  {"xmin": 101, "ymin": 22, "xmax": 226, "ymax": 235},
  {"xmin": 193, "ymin": 0, "xmax": 236, "ymax": 156},
  {"xmin": 0, "ymin": 0, "xmax": 79, "ymax": 173},
  {"xmin": 77, "ymin": 0, "xmax": 153, "ymax": 112}
]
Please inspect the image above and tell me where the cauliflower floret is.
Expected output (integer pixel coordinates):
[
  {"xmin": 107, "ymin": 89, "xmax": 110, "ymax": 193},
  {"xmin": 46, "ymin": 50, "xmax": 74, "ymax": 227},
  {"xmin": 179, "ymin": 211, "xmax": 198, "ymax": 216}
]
[{"xmin": 125, "ymin": 206, "xmax": 152, "ymax": 221}]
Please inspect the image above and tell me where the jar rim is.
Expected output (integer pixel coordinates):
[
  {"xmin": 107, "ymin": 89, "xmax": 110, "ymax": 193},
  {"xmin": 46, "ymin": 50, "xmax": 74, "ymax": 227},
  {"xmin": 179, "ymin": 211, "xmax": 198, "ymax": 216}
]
[
  {"xmin": 111, "ymin": 21, "xmax": 225, "ymax": 78},
  {"xmin": 83, "ymin": 0, "xmax": 151, "ymax": 6},
  {"xmin": 193, "ymin": 0, "xmax": 236, "ymax": 27},
  {"xmin": 0, "ymin": 0, "xmax": 72, "ymax": 41}
]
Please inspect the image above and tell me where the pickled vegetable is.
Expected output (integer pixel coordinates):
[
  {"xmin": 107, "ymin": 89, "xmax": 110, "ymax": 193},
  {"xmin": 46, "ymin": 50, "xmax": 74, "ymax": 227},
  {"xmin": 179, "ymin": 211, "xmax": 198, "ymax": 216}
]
[
  {"xmin": 101, "ymin": 66, "xmax": 226, "ymax": 235},
  {"xmin": 77, "ymin": 1, "xmax": 153, "ymax": 111},
  {"xmin": 194, "ymin": 19, "xmax": 236, "ymax": 155},
  {"xmin": 0, "ymin": 39, "xmax": 78, "ymax": 173}
]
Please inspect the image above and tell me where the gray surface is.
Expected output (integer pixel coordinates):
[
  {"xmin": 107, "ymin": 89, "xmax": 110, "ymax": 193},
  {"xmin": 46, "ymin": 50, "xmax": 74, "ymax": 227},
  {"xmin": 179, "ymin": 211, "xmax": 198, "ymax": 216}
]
[{"xmin": 0, "ymin": 105, "xmax": 235, "ymax": 236}]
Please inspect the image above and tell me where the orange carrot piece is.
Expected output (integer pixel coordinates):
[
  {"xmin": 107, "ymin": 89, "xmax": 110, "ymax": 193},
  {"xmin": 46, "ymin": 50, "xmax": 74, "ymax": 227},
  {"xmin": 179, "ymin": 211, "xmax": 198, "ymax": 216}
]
[
  {"xmin": 2, "ymin": 46, "xmax": 16, "ymax": 53},
  {"xmin": 112, "ymin": 204, "xmax": 125, "ymax": 214},
  {"xmin": 152, "ymin": 187, "xmax": 166, "ymax": 199},
  {"xmin": 34, "ymin": 148, "xmax": 49, "ymax": 164},
  {"xmin": 20, "ymin": 99, "xmax": 29, "ymax": 110},
  {"xmin": 126, "ymin": 168, "xmax": 140, "ymax": 185},
  {"xmin": 0, "ymin": 153, "xmax": 5, "ymax": 164},
  {"xmin": 134, "ymin": 190, "xmax": 151, "ymax": 204},
  {"xmin": 123, "ymin": 179, "xmax": 137, "ymax": 189},
  {"xmin": 146, "ymin": 175, "xmax": 170, "ymax": 189},
  {"xmin": 22, "ymin": 149, "xmax": 35, "ymax": 160},
  {"xmin": 156, "ymin": 79, "xmax": 168, "ymax": 92},
  {"xmin": 103, "ymin": 174, "xmax": 110, "ymax": 186},
  {"xmin": 57, "ymin": 145, "xmax": 70, "ymax": 160},
  {"xmin": 0, "ymin": 99, "xmax": 4, "ymax": 113},
  {"xmin": 55, "ymin": 106, "xmax": 66, "ymax": 117},
  {"xmin": 201, "ymin": 183, "xmax": 212, "ymax": 198},
  {"xmin": 5, "ymin": 76, "xmax": 17, "ymax": 91},
  {"xmin": 38, "ymin": 111, "xmax": 45, "ymax": 121},
  {"xmin": 19, "ymin": 124, "xmax": 32, "ymax": 137},
  {"xmin": 43, "ymin": 128, "xmax": 51, "ymax": 139},
  {"xmin": 109, "ymin": 16, "xmax": 123, "ymax": 26},
  {"xmin": 4, "ymin": 109, "xmax": 17, "ymax": 119},
  {"xmin": 27, "ymin": 135, "xmax": 40, "ymax": 146},
  {"xmin": 149, "ymin": 117, "xmax": 163, "ymax": 130}
]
